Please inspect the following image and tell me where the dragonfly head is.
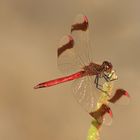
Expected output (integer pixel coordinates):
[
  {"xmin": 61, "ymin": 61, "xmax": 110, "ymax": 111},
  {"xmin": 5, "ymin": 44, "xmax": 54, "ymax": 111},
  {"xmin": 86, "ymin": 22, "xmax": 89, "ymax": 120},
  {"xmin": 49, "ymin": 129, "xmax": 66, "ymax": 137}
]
[{"xmin": 102, "ymin": 61, "xmax": 113, "ymax": 73}]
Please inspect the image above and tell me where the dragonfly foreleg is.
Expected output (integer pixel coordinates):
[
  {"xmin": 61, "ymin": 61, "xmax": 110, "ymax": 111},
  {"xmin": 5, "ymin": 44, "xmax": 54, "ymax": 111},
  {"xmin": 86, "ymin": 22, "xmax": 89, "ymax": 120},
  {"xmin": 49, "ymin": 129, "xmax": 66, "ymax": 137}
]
[
  {"xmin": 95, "ymin": 75, "xmax": 110, "ymax": 96},
  {"xmin": 103, "ymin": 74, "xmax": 110, "ymax": 82},
  {"xmin": 94, "ymin": 75, "xmax": 102, "ymax": 88},
  {"xmin": 110, "ymin": 78, "xmax": 117, "ymax": 81},
  {"xmin": 104, "ymin": 73, "xmax": 117, "ymax": 82}
]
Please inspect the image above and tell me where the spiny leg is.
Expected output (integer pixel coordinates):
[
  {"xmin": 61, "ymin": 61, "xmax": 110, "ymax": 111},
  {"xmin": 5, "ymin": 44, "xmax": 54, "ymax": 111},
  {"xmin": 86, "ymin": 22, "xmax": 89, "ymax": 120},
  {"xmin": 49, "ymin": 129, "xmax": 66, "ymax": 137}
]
[
  {"xmin": 95, "ymin": 75, "xmax": 109, "ymax": 95},
  {"xmin": 104, "ymin": 72, "xmax": 117, "ymax": 82},
  {"xmin": 94, "ymin": 75, "xmax": 102, "ymax": 88},
  {"xmin": 103, "ymin": 74, "xmax": 110, "ymax": 82}
]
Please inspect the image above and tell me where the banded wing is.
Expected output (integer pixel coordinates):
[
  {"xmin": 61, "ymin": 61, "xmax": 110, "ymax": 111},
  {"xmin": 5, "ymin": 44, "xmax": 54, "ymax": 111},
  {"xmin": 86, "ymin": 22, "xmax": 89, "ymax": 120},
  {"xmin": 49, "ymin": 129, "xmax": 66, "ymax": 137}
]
[
  {"xmin": 57, "ymin": 35, "xmax": 82, "ymax": 74},
  {"xmin": 71, "ymin": 14, "xmax": 93, "ymax": 66},
  {"xmin": 69, "ymin": 15, "xmax": 104, "ymax": 116},
  {"xmin": 108, "ymin": 89, "xmax": 130, "ymax": 105},
  {"xmin": 90, "ymin": 104, "xmax": 113, "ymax": 125},
  {"xmin": 57, "ymin": 15, "xmax": 100, "ymax": 117},
  {"xmin": 57, "ymin": 14, "xmax": 93, "ymax": 74}
]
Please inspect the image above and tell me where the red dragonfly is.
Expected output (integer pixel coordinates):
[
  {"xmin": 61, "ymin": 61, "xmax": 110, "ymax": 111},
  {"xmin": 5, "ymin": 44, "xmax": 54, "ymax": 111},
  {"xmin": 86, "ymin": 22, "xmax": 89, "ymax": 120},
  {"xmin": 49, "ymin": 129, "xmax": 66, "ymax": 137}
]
[{"xmin": 34, "ymin": 15, "xmax": 129, "ymax": 118}]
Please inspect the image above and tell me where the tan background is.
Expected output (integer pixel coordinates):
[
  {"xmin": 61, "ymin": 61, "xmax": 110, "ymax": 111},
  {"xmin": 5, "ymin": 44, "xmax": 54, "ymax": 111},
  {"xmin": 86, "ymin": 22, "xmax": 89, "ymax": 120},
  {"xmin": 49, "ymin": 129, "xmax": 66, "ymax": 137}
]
[{"xmin": 0, "ymin": 0, "xmax": 139, "ymax": 140}]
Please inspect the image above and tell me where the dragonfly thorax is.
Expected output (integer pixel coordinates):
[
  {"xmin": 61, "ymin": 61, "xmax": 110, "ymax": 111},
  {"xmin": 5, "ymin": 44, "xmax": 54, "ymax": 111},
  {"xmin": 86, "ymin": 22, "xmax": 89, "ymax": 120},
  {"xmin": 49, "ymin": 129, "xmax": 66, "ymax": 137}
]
[{"xmin": 83, "ymin": 62, "xmax": 101, "ymax": 76}]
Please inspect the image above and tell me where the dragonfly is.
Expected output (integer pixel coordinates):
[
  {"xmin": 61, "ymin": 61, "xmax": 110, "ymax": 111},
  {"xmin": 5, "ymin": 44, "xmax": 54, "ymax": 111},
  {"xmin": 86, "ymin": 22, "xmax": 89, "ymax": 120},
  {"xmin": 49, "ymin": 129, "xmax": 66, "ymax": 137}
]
[{"xmin": 34, "ymin": 14, "xmax": 129, "ymax": 121}]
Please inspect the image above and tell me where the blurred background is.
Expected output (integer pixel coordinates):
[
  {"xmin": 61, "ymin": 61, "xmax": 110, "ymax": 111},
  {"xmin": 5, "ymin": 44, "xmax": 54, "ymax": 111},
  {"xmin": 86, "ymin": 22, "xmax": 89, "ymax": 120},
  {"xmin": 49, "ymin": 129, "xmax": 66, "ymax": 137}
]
[{"xmin": 0, "ymin": 0, "xmax": 139, "ymax": 140}]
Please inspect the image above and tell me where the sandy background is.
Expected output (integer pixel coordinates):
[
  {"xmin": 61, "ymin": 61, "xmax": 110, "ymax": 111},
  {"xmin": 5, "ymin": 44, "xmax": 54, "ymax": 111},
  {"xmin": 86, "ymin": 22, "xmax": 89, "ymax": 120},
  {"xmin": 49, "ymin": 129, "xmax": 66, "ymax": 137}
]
[{"xmin": 0, "ymin": 0, "xmax": 139, "ymax": 140}]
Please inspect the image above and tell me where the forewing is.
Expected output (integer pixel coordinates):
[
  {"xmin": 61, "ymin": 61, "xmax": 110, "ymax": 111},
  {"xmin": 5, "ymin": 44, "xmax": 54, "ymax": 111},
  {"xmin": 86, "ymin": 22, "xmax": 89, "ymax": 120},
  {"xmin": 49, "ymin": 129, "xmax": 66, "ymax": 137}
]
[
  {"xmin": 57, "ymin": 14, "xmax": 93, "ymax": 74},
  {"xmin": 71, "ymin": 14, "xmax": 93, "ymax": 66},
  {"xmin": 57, "ymin": 35, "xmax": 82, "ymax": 74}
]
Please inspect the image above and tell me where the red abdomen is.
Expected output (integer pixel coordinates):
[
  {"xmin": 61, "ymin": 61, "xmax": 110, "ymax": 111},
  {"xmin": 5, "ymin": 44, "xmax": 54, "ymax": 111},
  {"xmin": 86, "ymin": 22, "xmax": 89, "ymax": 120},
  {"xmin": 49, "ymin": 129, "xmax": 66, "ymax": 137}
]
[{"xmin": 34, "ymin": 71, "xmax": 85, "ymax": 89}]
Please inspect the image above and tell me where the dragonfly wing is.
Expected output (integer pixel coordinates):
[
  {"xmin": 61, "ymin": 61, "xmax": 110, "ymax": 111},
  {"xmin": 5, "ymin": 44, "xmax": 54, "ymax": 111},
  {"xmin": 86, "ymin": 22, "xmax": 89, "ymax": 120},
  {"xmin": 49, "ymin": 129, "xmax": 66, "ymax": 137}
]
[
  {"xmin": 102, "ymin": 112, "xmax": 113, "ymax": 126},
  {"xmin": 72, "ymin": 75, "xmax": 100, "ymax": 113},
  {"xmin": 57, "ymin": 35, "xmax": 82, "ymax": 74},
  {"xmin": 90, "ymin": 104, "xmax": 113, "ymax": 125},
  {"xmin": 108, "ymin": 89, "xmax": 130, "ymax": 105},
  {"xmin": 57, "ymin": 14, "xmax": 93, "ymax": 74},
  {"xmin": 71, "ymin": 14, "xmax": 93, "ymax": 66}
]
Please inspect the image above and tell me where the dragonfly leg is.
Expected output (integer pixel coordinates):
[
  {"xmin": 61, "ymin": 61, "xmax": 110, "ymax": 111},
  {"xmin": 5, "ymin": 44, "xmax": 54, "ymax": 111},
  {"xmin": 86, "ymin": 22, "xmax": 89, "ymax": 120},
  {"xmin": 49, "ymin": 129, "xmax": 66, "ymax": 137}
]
[
  {"xmin": 94, "ymin": 75, "xmax": 102, "ymax": 88},
  {"xmin": 103, "ymin": 74, "xmax": 110, "ymax": 82},
  {"xmin": 103, "ymin": 73, "xmax": 117, "ymax": 82},
  {"xmin": 95, "ymin": 76, "xmax": 109, "ymax": 96},
  {"xmin": 110, "ymin": 78, "xmax": 117, "ymax": 81},
  {"xmin": 104, "ymin": 71, "xmax": 118, "ymax": 81},
  {"xmin": 108, "ymin": 71, "xmax": 114, "ymax": 79},
  {"xmin": 94, "ymin": 75, "xmax": 108, "ymax": 95},
  {"xmin": 109, "ymin": 71, "xmax": 118, "ymax": 81}
]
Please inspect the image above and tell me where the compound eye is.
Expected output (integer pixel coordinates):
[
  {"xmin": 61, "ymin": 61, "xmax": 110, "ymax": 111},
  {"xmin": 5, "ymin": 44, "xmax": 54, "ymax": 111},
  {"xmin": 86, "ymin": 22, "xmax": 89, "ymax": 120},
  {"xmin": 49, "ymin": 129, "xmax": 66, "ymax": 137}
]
[
  {"xmin": 105, "ymin": 65, "xmax": 109, "ymax": 70},
  {"xmin": 106, "ymin": 65, "xmax": 109, "ymax": 69}
]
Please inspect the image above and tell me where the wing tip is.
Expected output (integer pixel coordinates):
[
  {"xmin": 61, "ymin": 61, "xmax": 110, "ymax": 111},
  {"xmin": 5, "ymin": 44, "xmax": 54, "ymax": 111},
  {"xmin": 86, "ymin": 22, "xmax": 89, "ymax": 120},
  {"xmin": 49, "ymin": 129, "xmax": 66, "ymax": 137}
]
[
  {"xmin": 71, "ymin": 15, "xmax": 89, "ymax": 33},
  {"xmin": 58, "ymin": 35, "xmax": 74, "ymax": 57}
]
